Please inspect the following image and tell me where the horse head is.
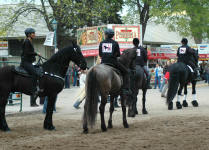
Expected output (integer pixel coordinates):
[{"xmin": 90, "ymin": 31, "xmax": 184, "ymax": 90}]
[
  {"xmin": 119, "ymin": 48, "xmax": 137, "ymax": 69},
  {"xmin": 71, "ymin": 45, "xmax": 87, "ymax": 70}
]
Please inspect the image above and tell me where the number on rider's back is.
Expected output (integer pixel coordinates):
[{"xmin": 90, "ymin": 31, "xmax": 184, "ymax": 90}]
[
  {"xmin": 137, "ymin": 49, "xmax": 141, "ymax": 56},
  {"xmin": 102, "ymin": 43, "xmax": 112, "ymax": 53},
  {"xmin": 179, "ymin": 47, "xmax": 186, "ymax": 54}
]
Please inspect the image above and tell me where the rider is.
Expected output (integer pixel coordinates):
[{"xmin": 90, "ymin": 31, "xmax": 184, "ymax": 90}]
[
  {"xmin": 133, "ymin": 38, "xmax": 152, "ymax": 89},
  {"xmin": 177, "ymin": 38, "xmax": 200, "ymax": 80},
  {"xmin": 21, "ymin": 28, "xmax": 43, "ymax": 106},
  {"xmin": 99, "ymin": 28, "xmax": 131, "ymax": 95}
]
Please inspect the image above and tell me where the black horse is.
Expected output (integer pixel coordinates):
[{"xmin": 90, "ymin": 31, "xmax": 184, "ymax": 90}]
[
  {"xmin": 0, "ymin": 45, "xmax": 87, "ymax": 131},
  {"xmin": 166, "ymin": 49, "xmax": 199, "ymax": 110},
  {"xmin": 128, "ymin": 65, "xmax": 148, "ymax": 117},
  {"xmin": 82, "ymin": 48, "xmax": 136, "ymax": 133}
]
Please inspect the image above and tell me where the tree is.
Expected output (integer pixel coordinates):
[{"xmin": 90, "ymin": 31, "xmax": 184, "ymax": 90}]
[
  {"xmin": 123, "ymin": 0, "xmax": 209, "ymax": 44},
  {"xmin": 0, "ymin": 0, "xmax": 123, "ymax": 48},
  {"xmin": 151, "ymin": 0, "xmax": 209, "ymax": 44}
]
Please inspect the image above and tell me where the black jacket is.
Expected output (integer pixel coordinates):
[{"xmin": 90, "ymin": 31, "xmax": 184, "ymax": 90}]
[
  {"xmin": 21, "ymin": 39, "xmax": 37, "ymax": 63},
  {"xmin": 99, "ymin": 38, "xmax": 120, "ymax": 65},
  {"xmin": 135, "ymin": 46, "xmax": 147, "ymax": 67},
  {"xmin": 177, "ymin": 45, "xmax": 195, "ymax": 65}
]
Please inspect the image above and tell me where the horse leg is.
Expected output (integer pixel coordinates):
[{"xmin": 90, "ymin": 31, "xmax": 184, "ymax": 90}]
[
  {"xmin": 128, "ymin": 90, "xmax": 137, "ymax": 117},
  {"xmin": 182, "ymin": 84, "xmax": 188, "ymax": 107},
  {"xmin": 0, "ymin": 93, "xmax": 10, "ymax": 131},
  {"xmin": 176, "ymin": 85, "xmax": 183, "ymax": 109},
  {"xmin": 108, "ymin": 95, "xmax": 115, "ymax": 128},
  {"xmin": 43, "ymin": 95, "xmax": 56, "ymax": 130},
  {"xmin": 142, "ymin": 88, "xmax": 148, "ymax": 114},
  {"xmin": 99, "ymin": 95, "xmax": 107, "ymax": 132},
  {"xmin": 191, "ymin": 81, "xmax": 198, "ymax": 107},
  {"xmin": 120, "ymin": 94, "xmax": 129, "ymax": 128}
]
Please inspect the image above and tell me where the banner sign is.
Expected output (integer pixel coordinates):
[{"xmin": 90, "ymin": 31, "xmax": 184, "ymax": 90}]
[
  {"xmin": 44, "ymin": 32, "xmax": 54, "ymax": 46},
  {"xmin": 0, "ymin": 41, "xmax": 8, "ymax": 49},
  {"xmin": 112, "ymin": 25, "xmax": 140, "ymax": 43}
]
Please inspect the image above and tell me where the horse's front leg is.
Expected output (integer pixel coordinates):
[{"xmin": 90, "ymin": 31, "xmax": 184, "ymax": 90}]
[
  {"xmin": 108, "ymin": 95, "xmax": 115, "ymax": 129},
  {"xmin": 0, "ymin": 94, "xmax": 10, "ymax": 131},
  {"xmin": 99, "ymin": 95, "xmax": 107, "ymax": 132},
  {"xmin": 120, "ymin": 94, "xmax": 129, "ymax": 128},
  {"xmin": 44, "ymin": 95, "xmax": 57, "ymax": 130}
]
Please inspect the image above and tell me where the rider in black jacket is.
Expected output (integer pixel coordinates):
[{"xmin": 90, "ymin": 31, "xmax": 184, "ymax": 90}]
[
  {"xmin": 134, "ymin": 38, "xmax": 152, "ymax": 89},
  {"xmin": 21, "ymin": 28, "xmax": 43, "ymax": 106},
  {"xmin": 177, "ymin": 38, "xmax": 200, "ymax": 80},
  {"xmin": 99, "ymin": 28, "xmax": 131, "ymax": 95}
]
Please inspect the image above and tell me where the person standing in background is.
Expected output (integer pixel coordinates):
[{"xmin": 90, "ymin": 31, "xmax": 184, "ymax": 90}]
[
  {"xmin": 154, "ymin": 63, "xmax": 163, "ymax": 89},
  {"xmin": 65, "ymin": 65, "xmax": 72, "ymax": 88}
]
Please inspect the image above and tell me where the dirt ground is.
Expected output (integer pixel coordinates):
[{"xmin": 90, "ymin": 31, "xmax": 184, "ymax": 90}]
[{"xmin": 1, "ymin": 86, "xmax": 209, "ymax": 150}]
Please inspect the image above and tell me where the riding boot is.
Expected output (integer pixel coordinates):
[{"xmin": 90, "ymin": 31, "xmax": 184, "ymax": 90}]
[
  {"xmin": 30, "ymin": 78, "xmax": 39, "ymax": 107},
  {"xmin": 194, "ymin": 68, "xmax": 201, "ymax": 81}
]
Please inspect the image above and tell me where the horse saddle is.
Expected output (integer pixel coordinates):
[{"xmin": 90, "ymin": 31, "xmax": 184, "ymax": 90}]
[{"xmin": 13, "ymin": 66, "xmax": 44, "ymax": 77}]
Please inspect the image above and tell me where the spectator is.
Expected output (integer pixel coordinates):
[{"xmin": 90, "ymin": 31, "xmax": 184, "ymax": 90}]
[
  {"xmin": 65, "ymin": 65, "xmax": 72, "ymax": 88},
  {"xmin": 160, "ymin": 60, "xmax": 171, "ymax": 92},
  {"xmin": 205, "ymin": 64, "xmax": 209, "ymax": 85},
  {"xmin": 73, "ymin": 68, "xmax": 88, "ymax": 109},
  {"xmin": 72, "ymin": 64, "xmax": 79, "ymax": 87},
  {"xmin": 154, "ymin": 64, "xmax": 163, "ymax": 89}
]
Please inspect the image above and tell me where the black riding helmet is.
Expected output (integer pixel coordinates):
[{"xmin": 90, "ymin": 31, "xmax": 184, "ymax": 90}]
[
  {"xmin": 133, "ymin": 38, "xmax": 139, "ymax": 47},
  {"xmin": 105, "ymin": 28, "xmax": 114, "ymax": 38},
  {"xmin": 181, "ymin": 38, "xmax": 188, "ymax": 45},
  {"xmin": 25, "ymin": 28, "xmax": 36, "ymax": 37}
]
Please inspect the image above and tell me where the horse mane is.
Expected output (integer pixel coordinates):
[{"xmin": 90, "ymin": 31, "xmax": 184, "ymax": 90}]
[
  {"xmin": 42, "ymin": 46, "xmax": 74, "ymax": 77},
  {"xmin": 119, "ymin": 48, "xmax": 137, "ymax": 69}
]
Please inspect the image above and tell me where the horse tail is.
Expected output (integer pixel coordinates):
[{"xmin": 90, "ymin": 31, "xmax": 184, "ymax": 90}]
[
  {"xmin": 83, "ymin": 67, "xmax": 99, "ymax": 127},
  {"xmin": 166, "ymin": 65, "xmax": 180, "ymax": 104}
]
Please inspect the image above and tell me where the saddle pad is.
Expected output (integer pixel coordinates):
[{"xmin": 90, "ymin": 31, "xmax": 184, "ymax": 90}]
[{"xmin": 187, "ymin": 65, "xmax": 194, "ymax": 72}]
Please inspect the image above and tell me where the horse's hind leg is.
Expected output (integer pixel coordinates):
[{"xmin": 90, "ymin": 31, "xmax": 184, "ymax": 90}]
[
  {"xmin": 0, "ymin": 93, "xmax": 10, "ymax": 131},
  {"xmin": 108, "ymin": 95, "xmax": 115, "ymax": 129},
  {"xmin": 142, "ymin": 88, "xmax": 148, "ymax": 114},
  {"xmin": 191, "ymin": 81, "xmax": 198, "ymax": 107},
  {"xmin": 176, "ymin": 85, "xmax": 183, "ymax": 109},
  {"xmin": 99, "ymin": 95, "xmax": 107, "ymax": 132},
  {"xmin": 120, "ymin": 94, "xmax": 129, "ymax": 128},
  {"xmin": 44, "ymin": 95, "xmax": 56, "ymax": 130},
  {"xmin": 182, "ymin": 84, "xmax": 188, "ymax": 107}
]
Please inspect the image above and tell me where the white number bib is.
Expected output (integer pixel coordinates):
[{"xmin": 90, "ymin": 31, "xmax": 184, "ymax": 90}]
[
  {"xmin": 179, "ymin": 47, "xmax": 186, "ymax": 54},
  {"xmin": 102, "ymin": 43, "xmax": 112, "ymax": 53},
  {"xmin": 136, "ymin": 49, "xmax": 141, "ymax": 56}
]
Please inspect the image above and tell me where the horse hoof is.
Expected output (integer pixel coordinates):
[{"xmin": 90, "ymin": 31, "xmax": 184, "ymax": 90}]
[
  {"xmin": 176, "ymin": 101, "xmax": 182, "ymax": 109},
  {"xmin": 101, "ymin": 127, "xmax": 107, "ymax": 132},
  {"xmin": 44, "ymin": 125, "xmax": 56, "ymax": 131},
  {"xmin": 168, "ymin": 102, "xmax": 173, "ymax": 110},
  {"xmin": 142, "ymin": 109, "xmax": 148, "ymax": 114},
  {"xmin": 0, "ymin": 127, "xmax": 11, "ymax": 132},
  {"xmin": 192, "ymin": 100, "xmax": 199, "ymax": 107},
  {"xmin": 108, "ymin": 120, "xmax": 113, "ymax": 128},
  {"xmin": 83, "ymin": 128, "xmax": 88, "ymax": 134},
  {"xmin": 123, "ymin": 122, "xmax": 129, "ymax": 128},
  {"xmin": 182, "ymin": 100, "xmax": 188, "ymax": 107}
]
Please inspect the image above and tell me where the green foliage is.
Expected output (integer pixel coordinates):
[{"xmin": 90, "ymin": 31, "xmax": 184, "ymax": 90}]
[
  {"xmin": 151, "ymin": 0, "xmax": 209, "ymax": 43},
  {"xmin": 0, "ymin": 0, "xmax": 123, "ymax": 47}
]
